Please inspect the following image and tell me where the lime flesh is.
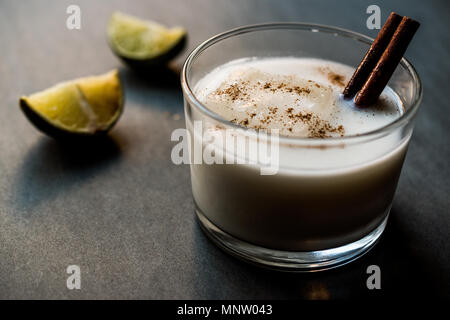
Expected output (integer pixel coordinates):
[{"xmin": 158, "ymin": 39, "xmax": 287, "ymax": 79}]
[
  {"xmin": 20, "ymin": 70, "xmax": 123, "ymax": 138},
  {"xmin": 107, "ymin": 11, "xmax": 186, "ymax": 62}
]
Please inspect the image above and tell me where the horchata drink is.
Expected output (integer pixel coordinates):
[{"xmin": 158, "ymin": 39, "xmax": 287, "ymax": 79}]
[{"xmin": 181, "ymin": 22, "xmax": 421, "ymax": 271}]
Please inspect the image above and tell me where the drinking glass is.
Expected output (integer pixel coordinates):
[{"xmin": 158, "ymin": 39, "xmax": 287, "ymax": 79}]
[{"xmin": 181, "ymin": 23, "xmax": 422, "ymax": 271}]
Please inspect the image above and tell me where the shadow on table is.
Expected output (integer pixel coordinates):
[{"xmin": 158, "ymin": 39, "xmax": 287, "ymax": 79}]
[
  {"xmin": 118, "ymin": 65, "xmax": 184, "ymax": 114},
  {"xmin": 11, "ymin": 134, "xmax": 123, "ymax": 214},
  {"xmin": 192, "ymin": 210, "xmax": 445, "ymax": 299}
]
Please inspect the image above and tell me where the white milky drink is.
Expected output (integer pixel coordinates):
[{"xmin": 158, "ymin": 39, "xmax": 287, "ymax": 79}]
[{"xmin": 187, "ymin": 57, "xmax": 410, "ymax": 251}]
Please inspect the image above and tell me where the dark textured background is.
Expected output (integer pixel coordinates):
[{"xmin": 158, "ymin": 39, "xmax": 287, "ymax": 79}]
[{"xmin": 0, "ymin": 0, "xmax": 448, "ymax": 299}]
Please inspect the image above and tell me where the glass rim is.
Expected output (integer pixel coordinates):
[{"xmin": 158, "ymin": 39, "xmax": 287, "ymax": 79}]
[{"xmin": 181, "ymin": 22, "xmax": 423, "ymax": 144}]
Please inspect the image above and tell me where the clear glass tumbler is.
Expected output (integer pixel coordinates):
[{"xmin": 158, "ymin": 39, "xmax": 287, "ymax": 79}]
[{"xmin": 181, "ymin": 23, "xmax": 422, "ymax": 271}]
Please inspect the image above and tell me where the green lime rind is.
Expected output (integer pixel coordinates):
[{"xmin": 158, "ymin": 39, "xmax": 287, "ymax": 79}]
[
  {"xmin": 20, "ymin": 97, "xmax": 109, "ymax": 140},
  {"xmin": 19, "ymin": 70, "xmax": 124, "ymax": 140},
  {"xmin": 107, "ymin": 12, "xmax": 186, "ymax": 65},
  {"xmin": 112, "ymin": 34, "xmax": 187, "ymax": 70}
]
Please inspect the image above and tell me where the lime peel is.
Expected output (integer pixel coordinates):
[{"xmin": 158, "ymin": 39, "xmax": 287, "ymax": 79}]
[
  {"xmin": 107, "ymin": 11, "xmax": 186, "ymax": 60},
  {"xmin": 20, "ymin": 69, "xmax": 123, "ymax": 138}
]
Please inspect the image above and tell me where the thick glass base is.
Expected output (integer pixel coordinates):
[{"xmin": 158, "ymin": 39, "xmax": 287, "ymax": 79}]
[{"xmin": 196, "ymin": 208, "xmax": 388, "ymax": 272}]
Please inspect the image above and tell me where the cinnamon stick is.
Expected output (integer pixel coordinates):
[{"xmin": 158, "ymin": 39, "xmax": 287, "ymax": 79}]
[
  {"xmin": 354, "ymin": 16, "xmax": 420, "ymax": 106},
  {"xmin": 343, "ymin": 12, "xmax": 403, "ymax": 99}
]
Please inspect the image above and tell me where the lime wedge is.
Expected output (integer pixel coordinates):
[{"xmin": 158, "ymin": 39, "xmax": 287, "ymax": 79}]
[
  {"xmin": 20, "ymin": 70, "xmax": 124, "ymax": 139},
  {"xmin": 107, "ymin": 12, "xmax": 186, "ymax": 67}
]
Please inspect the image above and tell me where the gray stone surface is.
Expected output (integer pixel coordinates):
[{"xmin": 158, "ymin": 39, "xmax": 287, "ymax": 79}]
[{"xmin": 0, "ymin": 0, "xmax": 448, "ymax": 299}]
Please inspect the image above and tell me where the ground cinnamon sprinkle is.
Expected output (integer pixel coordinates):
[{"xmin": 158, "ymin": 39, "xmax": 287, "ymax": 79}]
[
  {"xmin": 328, "ymin": 72, "xmax": 346, "ymax": 87},
  {"xmin": 234, "ymin": 107, "xmax": 345, "ymax": 138},
  {"xmin": 268, "ymin": 106, "xmax": 278, "ymax": 114},
  {"xmin": 293, "ymin": 86, "xmax": 311, "ymax": 95},
  {"xmin": 285, "ymin": 110, "xmax": 344, "ymax": 138},
  {"xmin": 215, "ymin": 79, "xmax": 314, "ymax": 101},
  {"xmin": 260, "ymin": 81, "xmax": 311, "ymax": 96},
  {"xmin": 318, "ymin": 67, "xmax": 346, "ymax": 87},
  {"xmin": 215, "ymin": 83, "xmax": 247, "ymax": 101},
  {"xmin": 210, "ymin": 76, "xmax": 346, "ymax": 138}
]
